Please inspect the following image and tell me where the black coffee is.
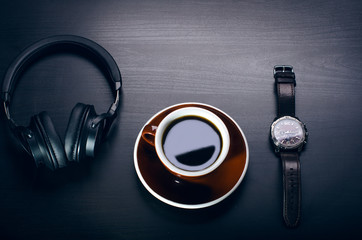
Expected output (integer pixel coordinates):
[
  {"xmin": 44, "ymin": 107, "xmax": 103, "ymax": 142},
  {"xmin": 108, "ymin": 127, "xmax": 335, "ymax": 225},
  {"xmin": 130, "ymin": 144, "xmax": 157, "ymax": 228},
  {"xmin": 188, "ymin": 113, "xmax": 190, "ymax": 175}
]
[{"xmin": 162, "ymin": 117, "xmax": 222, "ymax": 172}]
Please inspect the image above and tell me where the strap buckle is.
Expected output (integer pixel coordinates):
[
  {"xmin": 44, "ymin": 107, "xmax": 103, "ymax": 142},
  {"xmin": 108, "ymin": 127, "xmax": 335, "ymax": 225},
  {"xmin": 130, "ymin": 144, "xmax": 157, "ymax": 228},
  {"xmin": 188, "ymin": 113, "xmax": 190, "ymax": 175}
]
[
  {"xmin": 273, "ymin": 65, "xmax": 294, "ymax": 76},
  {"xmin": 273, "ymin": 65, "xmax": 296, "ymax": 86}
]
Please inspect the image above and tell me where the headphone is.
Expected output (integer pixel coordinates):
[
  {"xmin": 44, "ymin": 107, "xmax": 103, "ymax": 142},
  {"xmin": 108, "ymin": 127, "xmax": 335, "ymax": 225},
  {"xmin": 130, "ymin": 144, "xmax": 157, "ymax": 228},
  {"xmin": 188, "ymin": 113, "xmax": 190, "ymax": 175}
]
[{"xmin": 1, "ymin": 35, "xmax": 122, "ymax": 171}]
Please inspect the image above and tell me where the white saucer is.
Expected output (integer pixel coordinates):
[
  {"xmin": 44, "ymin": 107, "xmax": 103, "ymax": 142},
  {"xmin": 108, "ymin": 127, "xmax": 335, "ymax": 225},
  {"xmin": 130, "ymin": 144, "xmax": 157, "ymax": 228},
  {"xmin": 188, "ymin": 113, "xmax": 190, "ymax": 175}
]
[{"xmin": 134, "ymin": 102, "xmax": 249, "ymax": 209}]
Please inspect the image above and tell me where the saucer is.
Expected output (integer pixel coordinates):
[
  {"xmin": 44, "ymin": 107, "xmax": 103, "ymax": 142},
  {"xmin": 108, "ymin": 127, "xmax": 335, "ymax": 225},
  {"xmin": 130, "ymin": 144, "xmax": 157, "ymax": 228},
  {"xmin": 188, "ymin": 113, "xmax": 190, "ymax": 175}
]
[{"xmin": 134, "ymin": 102, "xmax": 249, "ymax": 209}]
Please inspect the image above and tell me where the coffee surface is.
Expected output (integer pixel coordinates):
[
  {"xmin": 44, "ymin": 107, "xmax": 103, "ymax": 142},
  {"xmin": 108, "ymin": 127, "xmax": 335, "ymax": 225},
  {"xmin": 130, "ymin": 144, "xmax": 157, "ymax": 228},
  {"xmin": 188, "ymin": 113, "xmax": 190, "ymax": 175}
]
[{"xmin": 162, "ymin": 117, "xmax": 222, "ymax": 171}]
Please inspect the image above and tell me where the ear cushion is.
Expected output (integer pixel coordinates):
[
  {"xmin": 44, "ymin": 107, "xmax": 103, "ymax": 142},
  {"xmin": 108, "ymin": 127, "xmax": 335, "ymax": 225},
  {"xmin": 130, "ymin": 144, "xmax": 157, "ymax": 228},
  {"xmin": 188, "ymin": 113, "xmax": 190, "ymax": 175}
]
[
  {"xmin": 29, "ymin": 111, "xmax": 68, "ymax": 170},
  {"xmin": 64, "ymin": 103, "xmax": 93, "ymax": 162}
]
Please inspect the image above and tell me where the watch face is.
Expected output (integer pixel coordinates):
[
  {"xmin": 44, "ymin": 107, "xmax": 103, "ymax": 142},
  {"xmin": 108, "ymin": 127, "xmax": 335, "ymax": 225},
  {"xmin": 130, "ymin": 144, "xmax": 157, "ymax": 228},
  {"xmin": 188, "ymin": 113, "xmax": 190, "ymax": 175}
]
[{"xmin": 271, "ymin": 116, "xmax": 306, "ymax": 150}]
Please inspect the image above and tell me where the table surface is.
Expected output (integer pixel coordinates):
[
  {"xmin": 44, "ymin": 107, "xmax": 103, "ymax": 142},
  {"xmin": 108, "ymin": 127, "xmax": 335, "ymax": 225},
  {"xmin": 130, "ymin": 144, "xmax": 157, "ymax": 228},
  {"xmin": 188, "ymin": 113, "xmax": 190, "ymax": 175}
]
[{"xmin": 1, "ymin": 0, "xmax": 361, "ymax": 239}]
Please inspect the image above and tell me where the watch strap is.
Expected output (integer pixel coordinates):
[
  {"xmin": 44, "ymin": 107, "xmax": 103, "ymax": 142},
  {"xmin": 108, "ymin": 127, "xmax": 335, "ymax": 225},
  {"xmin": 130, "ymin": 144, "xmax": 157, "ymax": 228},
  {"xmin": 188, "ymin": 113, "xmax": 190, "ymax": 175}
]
[
  {"xmin": 280, "ymin": 151, "xmax": 301, "ymax": 227},
  {"xmin": 274, "ymin": 66, "xmax": 296, "ymax": 117}
]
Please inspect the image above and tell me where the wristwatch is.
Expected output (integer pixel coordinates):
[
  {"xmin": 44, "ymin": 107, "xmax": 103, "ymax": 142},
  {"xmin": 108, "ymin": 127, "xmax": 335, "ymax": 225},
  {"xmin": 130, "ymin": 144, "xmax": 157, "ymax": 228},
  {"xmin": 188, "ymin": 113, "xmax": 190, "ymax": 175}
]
[{"xmin": 270, "ymin": 65, "xmax": 308, "ymax": 228}]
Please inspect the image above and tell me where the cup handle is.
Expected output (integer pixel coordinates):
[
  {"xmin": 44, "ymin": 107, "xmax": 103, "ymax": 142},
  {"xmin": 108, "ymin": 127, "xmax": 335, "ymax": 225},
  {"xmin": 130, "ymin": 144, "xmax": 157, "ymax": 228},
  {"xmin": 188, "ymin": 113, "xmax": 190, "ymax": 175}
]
[{"xmin": 141, "ymin": 124, "xmax": 158, "ymax": 147}]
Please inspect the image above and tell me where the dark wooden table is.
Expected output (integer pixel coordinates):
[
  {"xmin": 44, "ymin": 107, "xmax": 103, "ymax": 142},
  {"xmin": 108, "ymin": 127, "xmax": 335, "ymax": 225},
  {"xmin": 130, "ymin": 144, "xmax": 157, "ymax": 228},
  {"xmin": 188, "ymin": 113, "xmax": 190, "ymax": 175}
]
[{"xmin": 1, "ymin": 0, "xmax": 361, "ymax": 239}]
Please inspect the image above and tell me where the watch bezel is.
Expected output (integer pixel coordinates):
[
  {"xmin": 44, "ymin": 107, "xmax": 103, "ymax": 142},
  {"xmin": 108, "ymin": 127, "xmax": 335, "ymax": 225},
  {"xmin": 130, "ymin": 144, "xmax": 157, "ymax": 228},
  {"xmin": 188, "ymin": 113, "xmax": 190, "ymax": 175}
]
[{"xmin": 271, "ymin": 116, "xmax": 307, "ymax": 152}]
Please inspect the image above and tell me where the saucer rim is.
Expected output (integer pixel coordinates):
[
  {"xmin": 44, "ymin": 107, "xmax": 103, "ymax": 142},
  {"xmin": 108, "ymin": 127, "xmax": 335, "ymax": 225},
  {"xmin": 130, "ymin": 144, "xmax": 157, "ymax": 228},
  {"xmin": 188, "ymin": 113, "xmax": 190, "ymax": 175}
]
[{"xmin": 133, "ymin": 102, "xmax": 249, "ymax": 209}]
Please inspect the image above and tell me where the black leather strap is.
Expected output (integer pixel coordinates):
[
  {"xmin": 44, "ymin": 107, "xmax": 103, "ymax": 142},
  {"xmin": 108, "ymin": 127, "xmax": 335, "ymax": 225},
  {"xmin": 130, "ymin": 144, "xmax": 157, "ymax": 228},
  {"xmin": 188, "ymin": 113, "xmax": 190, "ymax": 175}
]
[
  {"xmin": 273, "ymin": 66, "xmax": 301, "ymax": 228},
  {"xmin": 280, "ymin": 151, "xmax": 301, "ymax": 227},
  {"xmin": 275, "ymin": 71, "xmax": 295, "ymax": 117}
]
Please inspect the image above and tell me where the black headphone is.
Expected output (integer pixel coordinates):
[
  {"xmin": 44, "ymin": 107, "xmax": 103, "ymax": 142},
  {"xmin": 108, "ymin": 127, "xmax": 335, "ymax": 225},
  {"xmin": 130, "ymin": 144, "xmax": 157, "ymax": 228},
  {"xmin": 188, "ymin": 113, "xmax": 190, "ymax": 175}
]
[{"xmin": 1, "ymin": 35, "xmax": 122, "ymax": 171}]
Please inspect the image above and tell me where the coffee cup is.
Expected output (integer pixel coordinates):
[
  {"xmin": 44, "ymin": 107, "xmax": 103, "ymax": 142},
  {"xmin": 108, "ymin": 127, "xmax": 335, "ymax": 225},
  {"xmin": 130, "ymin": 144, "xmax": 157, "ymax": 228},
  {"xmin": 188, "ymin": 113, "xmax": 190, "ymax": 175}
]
[{"xmin": 141, "ymin": 107, "xmax": 230, "ymax": 178}]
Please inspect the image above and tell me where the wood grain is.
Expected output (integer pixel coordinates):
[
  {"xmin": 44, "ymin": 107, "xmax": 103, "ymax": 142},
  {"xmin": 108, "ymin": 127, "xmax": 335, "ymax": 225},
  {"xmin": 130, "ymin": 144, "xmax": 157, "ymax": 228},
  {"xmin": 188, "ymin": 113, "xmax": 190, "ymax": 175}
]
[{"xmin": 0, "ymin": 0, "xmax": 362, "ymax": 239}]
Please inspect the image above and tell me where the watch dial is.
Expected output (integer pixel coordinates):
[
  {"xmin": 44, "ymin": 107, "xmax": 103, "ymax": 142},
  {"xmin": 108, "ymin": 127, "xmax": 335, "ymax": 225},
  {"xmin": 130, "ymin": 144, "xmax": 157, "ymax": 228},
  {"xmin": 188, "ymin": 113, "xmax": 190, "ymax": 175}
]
[{"xmin": 272, "ymin": 117, "xmax": 305, "ymax": 149}]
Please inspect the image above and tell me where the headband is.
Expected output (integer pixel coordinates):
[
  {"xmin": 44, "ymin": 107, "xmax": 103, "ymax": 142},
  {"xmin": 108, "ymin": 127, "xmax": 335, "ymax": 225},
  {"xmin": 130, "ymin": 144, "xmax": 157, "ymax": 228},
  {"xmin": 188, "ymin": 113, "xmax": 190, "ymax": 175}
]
[{"xmin": 1, "ymin": 35, "xmax": 122, "ymax": 127}]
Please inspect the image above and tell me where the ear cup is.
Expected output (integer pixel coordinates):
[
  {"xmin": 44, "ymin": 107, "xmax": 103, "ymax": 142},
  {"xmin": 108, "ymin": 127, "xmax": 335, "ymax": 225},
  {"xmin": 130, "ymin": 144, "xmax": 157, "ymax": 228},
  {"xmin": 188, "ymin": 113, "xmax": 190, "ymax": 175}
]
[
  {"xmin": 27, "ymin": 112, "xmax": 68, "ymax": 170},
  {"xmin": 65, "ymin": 103, "xmax": 103, "ymax": 162}
]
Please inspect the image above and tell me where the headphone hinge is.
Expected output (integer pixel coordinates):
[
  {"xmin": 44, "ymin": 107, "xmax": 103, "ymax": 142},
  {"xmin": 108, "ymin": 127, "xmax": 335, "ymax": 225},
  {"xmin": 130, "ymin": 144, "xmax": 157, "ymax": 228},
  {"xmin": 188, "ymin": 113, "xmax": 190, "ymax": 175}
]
[{"xmin": 1, "ymin": 92, "xmax": 10, "ymax": 102}]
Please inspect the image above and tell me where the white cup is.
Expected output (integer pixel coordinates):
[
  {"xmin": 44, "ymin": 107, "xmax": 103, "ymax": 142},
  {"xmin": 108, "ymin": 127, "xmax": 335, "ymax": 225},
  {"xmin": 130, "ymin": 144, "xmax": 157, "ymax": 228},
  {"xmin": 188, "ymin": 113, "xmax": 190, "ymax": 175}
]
[{"xmin": 142, "ymin": 107, "xmax": 230, "ymax": 178}]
